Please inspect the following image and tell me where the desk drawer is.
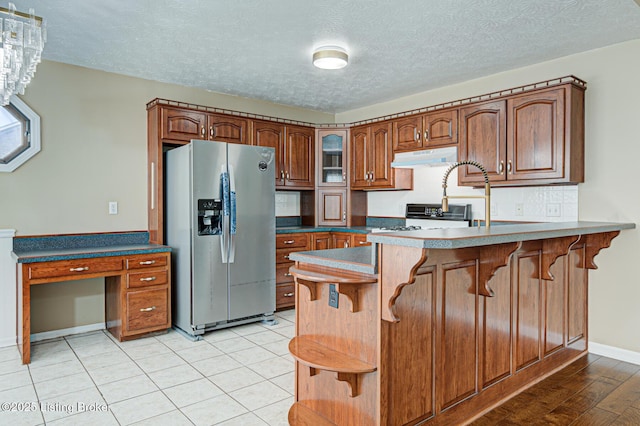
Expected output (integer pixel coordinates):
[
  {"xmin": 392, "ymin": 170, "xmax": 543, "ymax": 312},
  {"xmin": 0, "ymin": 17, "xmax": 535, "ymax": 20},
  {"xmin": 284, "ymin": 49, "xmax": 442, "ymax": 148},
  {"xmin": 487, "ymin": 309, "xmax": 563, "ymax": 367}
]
[
  {"xmin": 27, "ymin": 257, "xmax": 123, "ymax": 280},
  {"xmin": 127, "ymin": 270, "xmax": 169, "ymax": 289},
  {"xmin": 126, "ymin": 253, "xmax": 169, "ymax": 270},
  {"xmin": 125, "ymin": 287, "xmax": 170, "ymax": 332}
]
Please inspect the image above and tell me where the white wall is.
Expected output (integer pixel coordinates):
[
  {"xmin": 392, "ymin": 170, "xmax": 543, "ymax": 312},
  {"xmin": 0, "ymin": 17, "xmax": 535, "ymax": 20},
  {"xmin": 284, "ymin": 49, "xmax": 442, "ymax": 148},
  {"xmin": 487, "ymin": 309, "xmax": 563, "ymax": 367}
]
[
  {"xmin": 340, "ymin": 40, "xmax": 640, "ymax": 353},
  {"xmin": 0, "ymin": 230, "xmax": 16, "ymax": 347}
]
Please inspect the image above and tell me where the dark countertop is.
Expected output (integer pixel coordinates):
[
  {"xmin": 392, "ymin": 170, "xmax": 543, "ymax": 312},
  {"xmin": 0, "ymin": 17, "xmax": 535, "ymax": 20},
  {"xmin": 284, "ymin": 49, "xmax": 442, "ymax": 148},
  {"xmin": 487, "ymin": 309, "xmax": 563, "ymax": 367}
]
[
  {"xmin": 288, "ymin": 221, "xmax": 635, "ymax": 274},
  {"xmin": 367, "ymin": 221, "xmax": 635, "ymax": 249},
  {"xmin": 289, "ymin": 246, "xmax": 376, "ymax": 275},
  {"xmin": 12, "ymin": 232, "xmax": 171, "ymax": 263}
]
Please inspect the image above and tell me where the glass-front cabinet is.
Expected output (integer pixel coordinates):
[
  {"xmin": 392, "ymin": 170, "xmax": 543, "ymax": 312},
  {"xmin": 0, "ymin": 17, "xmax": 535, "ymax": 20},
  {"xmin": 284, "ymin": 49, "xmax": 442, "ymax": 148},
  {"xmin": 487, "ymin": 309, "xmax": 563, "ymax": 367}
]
[{"xmin": 316, "ymin": 128, "xmax": 348, "ymax": 187}]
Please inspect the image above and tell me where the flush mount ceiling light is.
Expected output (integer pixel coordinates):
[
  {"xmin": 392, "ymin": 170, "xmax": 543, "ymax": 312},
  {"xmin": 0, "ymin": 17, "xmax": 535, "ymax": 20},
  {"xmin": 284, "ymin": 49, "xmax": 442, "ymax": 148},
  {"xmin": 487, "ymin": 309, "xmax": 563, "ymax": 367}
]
[{"xmin": 312, "ymin": 46, "xmax": 348, "ymax": 70}]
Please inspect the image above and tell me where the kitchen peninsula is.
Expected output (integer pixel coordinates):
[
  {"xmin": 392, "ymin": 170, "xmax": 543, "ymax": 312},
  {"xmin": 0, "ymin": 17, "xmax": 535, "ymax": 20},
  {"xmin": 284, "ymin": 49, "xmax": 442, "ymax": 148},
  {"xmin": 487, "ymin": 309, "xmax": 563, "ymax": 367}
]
[{"xmin": 287, "ymin": 221, "xmax": 634, "ymax": 425}]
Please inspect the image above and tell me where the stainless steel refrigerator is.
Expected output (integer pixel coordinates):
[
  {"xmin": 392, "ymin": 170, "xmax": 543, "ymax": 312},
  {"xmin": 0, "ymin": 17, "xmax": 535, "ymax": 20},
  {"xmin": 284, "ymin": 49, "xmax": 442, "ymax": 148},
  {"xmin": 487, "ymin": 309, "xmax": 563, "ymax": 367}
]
[{"xmin": 166, "ymin": 139, "xmax": 276, "ymax": 338}]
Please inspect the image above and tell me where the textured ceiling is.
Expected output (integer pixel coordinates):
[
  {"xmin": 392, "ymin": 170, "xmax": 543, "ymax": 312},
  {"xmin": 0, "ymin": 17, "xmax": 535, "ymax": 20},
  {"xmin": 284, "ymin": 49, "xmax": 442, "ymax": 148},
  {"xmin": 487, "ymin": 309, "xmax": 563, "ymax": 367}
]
[{"xmin": 11, "ymin": 0, "xmax": 640, "ymax": 113}]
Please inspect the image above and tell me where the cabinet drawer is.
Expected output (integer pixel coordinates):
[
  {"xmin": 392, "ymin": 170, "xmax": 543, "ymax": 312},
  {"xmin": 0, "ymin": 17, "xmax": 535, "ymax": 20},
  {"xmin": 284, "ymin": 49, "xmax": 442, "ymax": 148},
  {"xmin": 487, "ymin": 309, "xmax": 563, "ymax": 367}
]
[
  {"xmin": 276, "ymin": 234, "xmax": 309, "ymax": 249},
  {"xmin": 127, "ymin": 270, "xmax": 169, "ymax": 289},
  {"xmin": 276, "ymin": 283, "xmax": 295, "ymax": 308},
  {"xmin": 126, "ymin": 253, "xmax": 169, "ymax": 270},
  {"xmin": 276, "ymin": 247, "xmax": 310, "ymax": 264},
  {"xmin": 276, "ymin": 263, "xmax": 294, "ymax": 284},
  {"xmin": 126, "ymin": 287, "xmax": 170, "ymax": 333},
  {"xmin": 352, "ymin": 234, "xmax": 371, "ymax": 247},
  {"xmin": 27, "ymin": 257, "xmax": 123, "ymax": 280}
]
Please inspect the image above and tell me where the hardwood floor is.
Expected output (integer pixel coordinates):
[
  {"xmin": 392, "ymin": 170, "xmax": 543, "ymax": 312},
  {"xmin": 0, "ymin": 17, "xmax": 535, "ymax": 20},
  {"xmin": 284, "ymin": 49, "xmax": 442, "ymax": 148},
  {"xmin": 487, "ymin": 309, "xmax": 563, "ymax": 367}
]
[{"xmin": 472, "ymin": 354, "xmax": 640, "ymax": 425}]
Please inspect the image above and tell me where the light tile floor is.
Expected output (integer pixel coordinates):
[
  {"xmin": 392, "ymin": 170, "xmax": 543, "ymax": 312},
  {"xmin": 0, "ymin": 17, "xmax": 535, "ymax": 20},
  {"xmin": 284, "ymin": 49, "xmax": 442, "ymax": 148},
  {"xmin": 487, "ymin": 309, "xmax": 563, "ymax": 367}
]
[{"xmin": 0, "ymin": 309, "xmax": 296, "ymax": 426}]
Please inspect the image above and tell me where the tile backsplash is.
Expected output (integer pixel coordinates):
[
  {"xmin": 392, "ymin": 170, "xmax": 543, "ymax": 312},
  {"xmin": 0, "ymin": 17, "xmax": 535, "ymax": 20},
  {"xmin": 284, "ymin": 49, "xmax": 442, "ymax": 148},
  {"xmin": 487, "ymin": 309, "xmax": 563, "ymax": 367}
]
[
  {"xmin": 275, "ymin": 191, "xmax": 300, "ymax": 217},
  {"xmin": 367, "ymin": 167, "xmax": 579, "ymax": 222}
]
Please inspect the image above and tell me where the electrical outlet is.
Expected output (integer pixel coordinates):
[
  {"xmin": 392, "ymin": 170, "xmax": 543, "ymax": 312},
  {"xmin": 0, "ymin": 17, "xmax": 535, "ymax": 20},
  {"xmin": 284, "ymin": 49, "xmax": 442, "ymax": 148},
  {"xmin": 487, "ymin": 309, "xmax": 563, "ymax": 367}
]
[
  {"xmin": 108, "ymin": 201, "xmax": 118, "ymax": 215},
  {"xmin": 515, "ymin": 203, "xmax": 524, "ymax": 216},
  {"xmin": 546, "ymin": 203, "xmax": 561, "ymax": 217},
  {"xmin": 328, "ymin": 284, "xmax": 339, "ymax": 309}
]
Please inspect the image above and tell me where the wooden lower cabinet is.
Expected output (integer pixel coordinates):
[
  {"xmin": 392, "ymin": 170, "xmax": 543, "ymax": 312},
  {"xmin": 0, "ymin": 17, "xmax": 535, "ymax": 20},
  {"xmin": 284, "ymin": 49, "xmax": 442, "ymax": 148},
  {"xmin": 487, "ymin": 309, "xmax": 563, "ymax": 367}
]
[
  {"xmin": 107, "ymin": 252, "xmax": 172, "ymax": 341},
  {"xmin": 275, "ymin": 231, "xmax": 371, "ymax": 310},
  {"xmin": 288, "ymin": 235, "xmax": 600, "ymax": 425},
  {"xmin": 275, "ymin": 233, "xmax": 311, "ymax": 310}
]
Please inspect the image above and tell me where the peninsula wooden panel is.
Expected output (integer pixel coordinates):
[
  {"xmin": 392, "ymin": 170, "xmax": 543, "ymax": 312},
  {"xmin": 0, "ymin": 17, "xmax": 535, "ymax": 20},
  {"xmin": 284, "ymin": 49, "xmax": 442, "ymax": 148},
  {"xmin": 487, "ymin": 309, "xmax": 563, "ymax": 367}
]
[
  {"xmin": 568, "ymin": 242, "xmax": 587, "ymax": 346},
  {"xmin": 514, "ymin": 247, "xmax": 543, "ymax": 371},
  {"xmin": 480, "ymin": 264, "xmax": 513, "ymax": 388},
  {"xmin": 439, "ymin": 259, "xmax": 479, "ymax": 411},
  {"xmin": 380, "ymin": 265, "xmax": 436, "ymax": 425},
  {"xmin": 544, "ymin": 256, "xmax": 565, "ymax": 356}
]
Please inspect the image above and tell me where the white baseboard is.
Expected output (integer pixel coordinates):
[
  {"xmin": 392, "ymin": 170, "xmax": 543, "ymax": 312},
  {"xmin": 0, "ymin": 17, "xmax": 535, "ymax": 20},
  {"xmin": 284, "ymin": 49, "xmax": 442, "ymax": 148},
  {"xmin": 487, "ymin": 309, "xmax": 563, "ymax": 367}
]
[
  {"xmin": 0, "ymin": 337, "xmax": 16, "ymax": 348},
  {"xmin": 30, "ymin": 323, "xmax": 106, "ymax": 343},
  {"xmin": 589, "ymin": 341, "xmax": 640, "ymax": 366}
]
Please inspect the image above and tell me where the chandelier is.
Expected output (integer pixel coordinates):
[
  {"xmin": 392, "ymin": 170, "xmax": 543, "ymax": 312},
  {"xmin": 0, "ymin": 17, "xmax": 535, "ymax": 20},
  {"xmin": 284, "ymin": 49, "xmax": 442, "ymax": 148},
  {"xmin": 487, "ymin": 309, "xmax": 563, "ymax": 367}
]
[{"xmin": 0, "ymin": 2, "xmax": 45, "ymax": 105}]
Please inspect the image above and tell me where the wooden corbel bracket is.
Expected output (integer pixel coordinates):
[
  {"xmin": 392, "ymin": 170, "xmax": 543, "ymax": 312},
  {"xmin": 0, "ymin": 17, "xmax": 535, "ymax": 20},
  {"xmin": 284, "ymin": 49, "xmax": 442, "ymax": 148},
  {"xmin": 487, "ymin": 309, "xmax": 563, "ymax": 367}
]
[
  {"xmin": 476, "ymin": 241, "xmax": 522, "ymax": 296},
  {"xmin": 381, "ymin": 246, "xmax": 428, "ymax": 323},
  {"xmin": 539, "ymin": 235, "xmax": 580, "ymax": 280},
  {"xmin": 582, "ymin": 231, "xmax": 620, "ymax": 270}
]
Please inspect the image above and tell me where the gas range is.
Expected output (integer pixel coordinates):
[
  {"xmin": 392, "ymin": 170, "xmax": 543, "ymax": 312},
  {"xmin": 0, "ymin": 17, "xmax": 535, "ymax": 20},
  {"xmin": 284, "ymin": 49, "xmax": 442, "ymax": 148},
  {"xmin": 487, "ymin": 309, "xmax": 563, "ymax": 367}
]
[{"xmin": 370, "ymin": 203, "xmax": 472, "ymax": 233}]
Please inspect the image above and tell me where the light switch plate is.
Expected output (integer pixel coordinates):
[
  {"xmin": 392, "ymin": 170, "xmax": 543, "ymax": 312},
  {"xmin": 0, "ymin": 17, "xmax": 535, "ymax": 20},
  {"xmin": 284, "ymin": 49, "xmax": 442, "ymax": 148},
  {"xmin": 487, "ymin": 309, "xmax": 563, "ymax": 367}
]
[{"xmin": 108, "ymin": 201, "xmax": 118, "ymax": 215}]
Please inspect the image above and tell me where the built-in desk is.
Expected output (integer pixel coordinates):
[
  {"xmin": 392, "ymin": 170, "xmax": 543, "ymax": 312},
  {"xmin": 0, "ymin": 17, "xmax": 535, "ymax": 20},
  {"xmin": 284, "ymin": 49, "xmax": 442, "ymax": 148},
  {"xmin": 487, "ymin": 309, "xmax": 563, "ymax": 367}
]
[{"xmin": 12, "ymin": 232, "xmax": 171, "ymax": 364}]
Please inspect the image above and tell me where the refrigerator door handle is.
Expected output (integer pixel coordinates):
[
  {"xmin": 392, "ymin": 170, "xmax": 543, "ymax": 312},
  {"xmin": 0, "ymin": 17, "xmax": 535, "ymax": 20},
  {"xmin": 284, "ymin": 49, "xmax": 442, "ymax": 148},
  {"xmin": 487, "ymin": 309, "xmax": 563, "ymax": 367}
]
[
  {"xmin": 229, "ymin": 164, "xmax": 237, "ymax": 263},
  {"xmin": 220, "ymin": 168, "xmax": 231, "ymax": 264}
]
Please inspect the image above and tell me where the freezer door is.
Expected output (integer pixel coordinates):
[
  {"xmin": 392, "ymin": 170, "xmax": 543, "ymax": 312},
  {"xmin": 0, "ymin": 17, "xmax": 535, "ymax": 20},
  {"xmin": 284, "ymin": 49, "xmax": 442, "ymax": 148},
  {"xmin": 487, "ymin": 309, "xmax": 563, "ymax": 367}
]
[
  {"xmin": 227, "ymin": 143, "xmax": 276, "ymax": 320},
  {"xmin": 191, "ymin": 140, "xmax": 229, "ymax": 326}
]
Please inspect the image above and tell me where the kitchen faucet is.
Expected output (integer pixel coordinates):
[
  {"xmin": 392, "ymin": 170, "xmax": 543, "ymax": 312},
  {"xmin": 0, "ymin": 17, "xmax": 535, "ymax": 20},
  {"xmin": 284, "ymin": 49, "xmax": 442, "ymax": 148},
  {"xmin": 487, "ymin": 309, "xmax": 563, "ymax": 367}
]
[{"xmin": 442, "ymin": 161, "xmax": 491, "ymax": 228}]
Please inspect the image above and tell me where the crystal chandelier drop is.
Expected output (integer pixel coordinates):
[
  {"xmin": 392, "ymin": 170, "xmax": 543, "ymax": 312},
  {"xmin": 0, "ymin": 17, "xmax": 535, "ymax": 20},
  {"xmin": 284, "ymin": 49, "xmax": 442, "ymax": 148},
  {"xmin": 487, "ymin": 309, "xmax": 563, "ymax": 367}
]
[{"xmin": 0, "ymin": 2, "xmax": 45, "ymax": 105}]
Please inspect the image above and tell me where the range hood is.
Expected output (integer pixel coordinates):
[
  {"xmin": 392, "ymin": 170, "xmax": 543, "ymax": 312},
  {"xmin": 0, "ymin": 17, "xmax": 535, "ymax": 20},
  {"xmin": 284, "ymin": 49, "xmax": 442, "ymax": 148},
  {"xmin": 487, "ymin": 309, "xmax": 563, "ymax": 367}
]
[{"xmin": 391, "ymin": 146, "xmax": 457, "ymax": 168}]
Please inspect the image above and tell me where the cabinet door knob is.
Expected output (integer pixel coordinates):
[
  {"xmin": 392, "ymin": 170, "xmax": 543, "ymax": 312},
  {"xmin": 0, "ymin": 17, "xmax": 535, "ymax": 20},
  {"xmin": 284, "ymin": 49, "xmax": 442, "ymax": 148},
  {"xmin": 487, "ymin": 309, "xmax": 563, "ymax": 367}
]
[
  {"xmin": 499, "ymin": 161, "xmax": 504, "ymax": 174},
  {"xmin": 139, "ymin": 260, "xmax": 156, "ymax": 265},
  {"xmin": 283, "ymin": 292, "xmax": 294, "ymax": 297},
  {"xmin": 283, "ymin": 240, "xmax": 294, "ymax": 244},
  {"xmin": 69, "ymin": 267, "xmax": 89, "ymax": 272},
  {"xmin": 280, "ymin": 170, "xmax": 284, "ymax": 180},
  {"xmin": 210, "ymin": 126, "xmax": 215, "ymax": 138},
  {"xmin": 284, "ymin": 272, "xmax": 292, "ymax": 277},
  {"xmin": 285, "ymin": 171, "xmax": 290, "ymax": 180},
  {"xmin": 200, "ymin": 126, "xmax": 205, "ymax": 137},
  {"xmin": 139, "ymin": 276, "xmax": 157, "ymax": 282},
  {"xmin": 358, "ymin": 240, "xmax": 367, "ymax": 245},
  {"xmin": 507, "ymin": 160, "xmax": 513, "ymax": 173},
  {"xmin": 343, "ymin": 211, "xmax": 346, "ymax": 221},
  {"xmin": 424, "ymin": 129, "xmax": 429, "ymax": 140},
  {"xmin": 139, "ymin": 306, "xmax": 157, "ymax": 312}
]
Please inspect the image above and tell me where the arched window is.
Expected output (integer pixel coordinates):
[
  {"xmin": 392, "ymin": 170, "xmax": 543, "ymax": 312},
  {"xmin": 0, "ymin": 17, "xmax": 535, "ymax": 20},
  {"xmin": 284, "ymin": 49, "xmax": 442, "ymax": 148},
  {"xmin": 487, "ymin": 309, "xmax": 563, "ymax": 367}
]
[{"xmin": 0, "ymin": 97, "xmax": 41, "ymax": 172}]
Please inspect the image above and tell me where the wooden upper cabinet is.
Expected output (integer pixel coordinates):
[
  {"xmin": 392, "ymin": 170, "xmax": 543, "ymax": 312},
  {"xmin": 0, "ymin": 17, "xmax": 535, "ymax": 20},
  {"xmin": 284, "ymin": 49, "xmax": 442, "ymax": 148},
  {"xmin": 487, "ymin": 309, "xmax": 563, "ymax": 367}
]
[
  {"xmin": 370, "ymin": 122, "xmax": 393, "ymax": 188},
  {"xmin": 351, "ymin": 122, "xmax": 411, "ymax": 190},
  {"xmin": 208, "ymin": 114, "xmax": 249, "ymax": 144},
  {"xmin": 283, "ymin": 125, "xmax": 315, "ymax": 189},
  {"xmin": 393, "ymin": 109, "xmax": 458, "ymax": 152},
  {"xmin": 424, "ymin": 109, "xmax": 458, "ymax": 147},
  {"xmin": 459, "ymin": 100, "xmax": 507, "ymax": 185},
  {"xmin": 253, "ymin": 120, "xmax": 285, "ymax": 186},
  {"xmin": 459, "ymin": 84, "xmax": 584, "ymax": 186},
  {"xmin": 350, "ymin": 126, "xmax": 370, "ymax": 189},
  {"xmin": 393, "ymin": 116, "xmax": 422, "ymax": 152},
  {"xmin": 506, "ymin": 88, "xmax": 565, "ymax": 182},
  {"xmin": 317, "ymin": 129, "xmax": 348, "ymax": 187},
  {"xmin": 161, "ymin": 108, "xmax": 206, "ymax": 142},
  {"xmin": 159, "ymin": 108, "xmax": 249, "ymax": 144}
]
